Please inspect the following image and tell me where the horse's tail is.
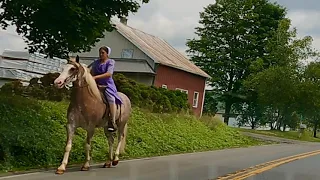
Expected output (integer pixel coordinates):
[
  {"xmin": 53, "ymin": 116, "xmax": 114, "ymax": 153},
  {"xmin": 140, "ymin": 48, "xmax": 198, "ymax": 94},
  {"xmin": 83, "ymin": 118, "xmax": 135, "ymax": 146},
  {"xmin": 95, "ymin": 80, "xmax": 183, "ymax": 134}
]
[{"xmin": 120, "ymin": 123, "xmax": 128, "ymax": 154}]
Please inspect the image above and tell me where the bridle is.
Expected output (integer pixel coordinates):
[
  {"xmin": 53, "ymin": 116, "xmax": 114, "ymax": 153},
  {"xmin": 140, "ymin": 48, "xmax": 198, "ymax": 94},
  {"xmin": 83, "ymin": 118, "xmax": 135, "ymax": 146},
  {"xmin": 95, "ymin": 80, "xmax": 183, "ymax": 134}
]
[{"xmin": 66, "ymin": 61, "xmax": 89, "ymax": 89}]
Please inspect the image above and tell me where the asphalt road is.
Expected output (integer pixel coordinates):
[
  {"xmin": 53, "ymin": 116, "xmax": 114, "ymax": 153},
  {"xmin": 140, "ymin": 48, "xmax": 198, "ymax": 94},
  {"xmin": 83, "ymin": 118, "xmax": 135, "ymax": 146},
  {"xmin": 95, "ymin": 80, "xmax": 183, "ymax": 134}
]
[
  {"xmin": 1, "ymin": 142, "xmax": 320, "ymax": 180},
  {"xmin": 249, "ymin": 153, "xmax": 320, "ymax": 180}
]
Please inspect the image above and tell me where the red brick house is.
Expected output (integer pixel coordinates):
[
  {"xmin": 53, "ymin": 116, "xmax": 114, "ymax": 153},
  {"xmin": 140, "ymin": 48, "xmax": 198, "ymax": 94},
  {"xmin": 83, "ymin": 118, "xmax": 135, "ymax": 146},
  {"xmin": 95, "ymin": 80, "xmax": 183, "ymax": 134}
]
[{"xmin": 76, "ymin": 18, "xmax": 210, "ymax": 117}]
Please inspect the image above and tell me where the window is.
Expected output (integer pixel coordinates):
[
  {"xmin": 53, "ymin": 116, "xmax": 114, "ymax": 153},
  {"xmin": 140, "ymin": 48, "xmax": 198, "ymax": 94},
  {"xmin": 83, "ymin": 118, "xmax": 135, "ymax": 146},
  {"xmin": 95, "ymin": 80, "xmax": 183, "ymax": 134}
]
[
  {"xmin": 176, "ymin": 88, "xmax": 188, "ymax": 94},
  {"xmin": 162, "ymin": 84, "xmax": 167, "ymax": 89},
  {"xmin": 121, "ymin": 49, "xmax": 134, "ymax": 58},
  {"xmin": 193, "ymin": 91, "xmax": 199, "ymax": 108}
]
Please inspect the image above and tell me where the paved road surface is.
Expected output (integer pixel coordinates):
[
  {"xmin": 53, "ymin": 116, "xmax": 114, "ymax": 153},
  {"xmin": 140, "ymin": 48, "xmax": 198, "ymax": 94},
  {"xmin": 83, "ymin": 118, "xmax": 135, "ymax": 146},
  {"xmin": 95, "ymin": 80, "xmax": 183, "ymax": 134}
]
[
  {"xmin": 1, "ymin": 142, "xmax": 320, "ymax": 180},
  {"xmin": 249, "ymin": 154, "xmax": 320, "ymax": 180}
]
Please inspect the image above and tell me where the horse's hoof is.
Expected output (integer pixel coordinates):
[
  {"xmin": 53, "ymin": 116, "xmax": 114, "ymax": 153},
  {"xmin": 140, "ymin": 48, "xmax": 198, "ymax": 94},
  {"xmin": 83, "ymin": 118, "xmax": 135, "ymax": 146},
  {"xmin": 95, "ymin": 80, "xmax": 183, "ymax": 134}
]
[
  {"xmin": 55, "ymin": 169, "xmax": 65, "ymax": 175},
  {"xmin": 81, "ymin": 166, "xmax": 90, "ymax": 171},
  {"xmin": 112, "ymin": 160, "xmax": 119, "ymax": 166},
  {"xmin": 102, "ymin": 162, "xmax": 112, "ymax": 168}
]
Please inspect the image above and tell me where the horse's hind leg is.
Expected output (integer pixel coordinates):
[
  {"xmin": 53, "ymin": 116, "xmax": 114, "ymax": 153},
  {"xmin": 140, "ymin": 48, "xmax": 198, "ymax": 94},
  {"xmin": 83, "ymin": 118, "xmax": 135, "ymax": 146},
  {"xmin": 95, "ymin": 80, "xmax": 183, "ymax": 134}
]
[
  {"xmin": 103, "ymin": 128, "xmax": 115, "ymax": 168},
  {"xmin": 81, "ymin": 129, "xmax": 95, "ymax": 171},
  {"xmin": 112, "ymin": 124, "xmax": 126, "ymax": 166},
  {"xmin": 56, "ymin": 124, "xmax": 75, "ymax": 175}
]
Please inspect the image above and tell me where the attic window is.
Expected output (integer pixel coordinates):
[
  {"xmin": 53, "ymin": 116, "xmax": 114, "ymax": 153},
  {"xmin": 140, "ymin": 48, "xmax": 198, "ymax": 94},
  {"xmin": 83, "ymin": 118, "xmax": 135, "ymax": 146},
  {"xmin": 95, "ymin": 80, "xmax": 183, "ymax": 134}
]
[{"xmin": 121, "ymin": 49, "xmax": 134, "ymax": 58}]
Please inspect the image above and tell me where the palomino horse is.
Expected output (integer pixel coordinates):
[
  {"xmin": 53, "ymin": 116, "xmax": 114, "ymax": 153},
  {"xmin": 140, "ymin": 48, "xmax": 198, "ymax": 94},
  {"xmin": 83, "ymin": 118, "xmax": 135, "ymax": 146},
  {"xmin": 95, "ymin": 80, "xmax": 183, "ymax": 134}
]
[{"xmin": 53, "ymin": 56, "xmax": 131, "ymax": 174}]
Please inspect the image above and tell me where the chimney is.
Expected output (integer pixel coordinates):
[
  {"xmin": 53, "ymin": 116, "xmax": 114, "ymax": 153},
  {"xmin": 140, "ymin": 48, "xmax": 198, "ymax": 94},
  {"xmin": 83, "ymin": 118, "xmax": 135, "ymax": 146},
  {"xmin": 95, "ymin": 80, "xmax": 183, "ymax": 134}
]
[{"xmin": 120, "ymin": 17, "xmax": 128, "ymax": 25}]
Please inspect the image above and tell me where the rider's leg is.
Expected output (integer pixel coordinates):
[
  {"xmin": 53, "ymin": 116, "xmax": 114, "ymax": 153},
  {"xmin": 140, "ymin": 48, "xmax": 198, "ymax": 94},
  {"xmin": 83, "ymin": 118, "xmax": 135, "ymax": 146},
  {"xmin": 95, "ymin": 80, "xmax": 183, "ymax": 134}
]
[
  {"xmin": 108, "ymin": 102, "xmax": 117, "ymax": 132},
  {"xmin": 105, "ymin": 91, "xmax": 117, "ymax": 132}
]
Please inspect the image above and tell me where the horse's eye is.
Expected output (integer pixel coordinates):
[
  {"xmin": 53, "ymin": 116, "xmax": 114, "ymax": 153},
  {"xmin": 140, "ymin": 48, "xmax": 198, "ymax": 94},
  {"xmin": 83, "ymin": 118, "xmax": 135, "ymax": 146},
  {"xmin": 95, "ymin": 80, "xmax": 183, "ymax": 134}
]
[{"xmin": 70, "ymin": 67, "xmax": 76, "ymax": 72}]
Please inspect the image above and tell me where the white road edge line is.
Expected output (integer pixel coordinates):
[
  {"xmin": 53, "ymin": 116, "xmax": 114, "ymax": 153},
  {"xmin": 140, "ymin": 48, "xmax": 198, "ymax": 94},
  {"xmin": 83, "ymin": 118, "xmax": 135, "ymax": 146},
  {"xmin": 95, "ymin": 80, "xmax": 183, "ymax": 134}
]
[{"xmin": 0, "ymin": 172, "xmax": 41, "ymax": 179}]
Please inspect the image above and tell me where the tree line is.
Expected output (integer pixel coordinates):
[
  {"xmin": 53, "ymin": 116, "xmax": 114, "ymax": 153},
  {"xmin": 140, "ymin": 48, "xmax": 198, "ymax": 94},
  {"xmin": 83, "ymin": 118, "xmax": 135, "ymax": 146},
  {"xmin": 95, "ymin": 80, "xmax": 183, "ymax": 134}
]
[{"xmin": 186, "ymin": 0, "xmax": 320, "ymax": 136}]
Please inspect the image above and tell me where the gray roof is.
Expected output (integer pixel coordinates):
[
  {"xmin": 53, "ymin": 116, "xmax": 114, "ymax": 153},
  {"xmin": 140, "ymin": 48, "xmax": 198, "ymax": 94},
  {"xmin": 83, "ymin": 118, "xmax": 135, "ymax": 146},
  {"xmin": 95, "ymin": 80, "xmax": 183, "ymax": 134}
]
[
  {"xmin": 113, "ymin": 21, "xmax": 210, "ymax": 78},
  {"xmin": 79, "ymin": 57, "xmax": 155, "ymax": 74},
  {"xmin": 0, "ymin": 67, "xmax": 43, "ymax": 81},
  {"xmin": 0, "ymin": 49, "xmax": 68, "ymax": 83}
]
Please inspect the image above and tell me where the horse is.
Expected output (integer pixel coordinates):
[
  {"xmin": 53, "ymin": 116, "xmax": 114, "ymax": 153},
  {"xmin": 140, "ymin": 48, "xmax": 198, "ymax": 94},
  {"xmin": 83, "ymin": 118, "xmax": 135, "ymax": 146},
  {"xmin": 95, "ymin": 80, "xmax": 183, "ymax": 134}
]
[{"xmin": 53, "ymin": 56, "xmax": 131, "ymax": 175}]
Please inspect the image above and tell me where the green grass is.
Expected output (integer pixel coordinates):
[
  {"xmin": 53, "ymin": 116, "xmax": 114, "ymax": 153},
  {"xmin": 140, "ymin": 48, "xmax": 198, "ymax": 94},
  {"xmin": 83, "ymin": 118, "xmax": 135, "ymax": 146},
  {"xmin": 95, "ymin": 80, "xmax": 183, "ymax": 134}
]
[
  {"xmin": 236, "ymin": 128, "xmax": 320, "ymax": 142},
  {"xmin": 0, "ymin": 95, "xmax": 267, "ymax": 173}
]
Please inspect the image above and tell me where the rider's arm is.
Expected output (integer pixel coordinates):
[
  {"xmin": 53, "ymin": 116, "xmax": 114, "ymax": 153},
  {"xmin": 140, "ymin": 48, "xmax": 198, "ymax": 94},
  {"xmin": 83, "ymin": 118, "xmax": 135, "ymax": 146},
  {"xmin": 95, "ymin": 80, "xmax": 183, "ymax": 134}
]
[{"xmin": 93, "ymin": 60, "xmax": 115, "ymax": 80}]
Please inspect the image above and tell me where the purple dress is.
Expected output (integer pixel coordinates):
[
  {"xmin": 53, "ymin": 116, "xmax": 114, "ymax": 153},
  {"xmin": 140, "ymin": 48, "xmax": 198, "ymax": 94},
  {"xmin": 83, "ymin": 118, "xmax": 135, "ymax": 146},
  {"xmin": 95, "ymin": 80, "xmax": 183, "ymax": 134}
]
[{"xmin": 91, "ymin": 59, "xmax": 123, "ymax": 105}]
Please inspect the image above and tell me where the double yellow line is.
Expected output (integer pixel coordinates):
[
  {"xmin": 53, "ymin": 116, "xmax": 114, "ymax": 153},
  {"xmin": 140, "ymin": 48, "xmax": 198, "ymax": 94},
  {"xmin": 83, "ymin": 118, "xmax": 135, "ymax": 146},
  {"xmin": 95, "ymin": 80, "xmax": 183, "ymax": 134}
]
[{"xmin": 214, "ymin": 149, "xmax": 320, "ymax": 180}]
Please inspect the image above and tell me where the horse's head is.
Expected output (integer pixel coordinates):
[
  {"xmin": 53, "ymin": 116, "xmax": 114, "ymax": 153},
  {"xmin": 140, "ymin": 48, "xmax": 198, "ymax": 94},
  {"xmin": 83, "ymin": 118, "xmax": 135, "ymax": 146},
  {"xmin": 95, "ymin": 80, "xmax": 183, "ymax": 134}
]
[{"xmin": 54, "ymin": 55, "xmax": 84, "ymax": 88}]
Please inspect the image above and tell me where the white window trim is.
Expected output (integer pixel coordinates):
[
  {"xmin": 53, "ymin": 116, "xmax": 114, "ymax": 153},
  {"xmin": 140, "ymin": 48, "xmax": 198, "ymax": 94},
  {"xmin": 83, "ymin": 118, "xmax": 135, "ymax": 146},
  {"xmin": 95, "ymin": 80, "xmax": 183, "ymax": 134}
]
[
  {"xmin": 162, "ymin": 84, "xmax": 167, "ymax": 89},
  {"xmin": 200, "ymin": 88, "xmax": 206, "ymax": 117},
  {"xmin": 193, "ymin": 91, "xmax": 199, "ymax": 108},
  {"xmin": 175, "ymin": 88, "xmax": 188, "ymax": 94}
]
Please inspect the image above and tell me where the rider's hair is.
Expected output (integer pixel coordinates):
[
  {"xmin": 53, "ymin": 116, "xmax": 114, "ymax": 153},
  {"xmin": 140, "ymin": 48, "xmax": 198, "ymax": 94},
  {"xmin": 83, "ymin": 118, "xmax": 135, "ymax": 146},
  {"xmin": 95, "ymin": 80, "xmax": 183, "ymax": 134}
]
[{"xmin": 99, "ymin": 46, "xmax": 109, "ymax": 54}]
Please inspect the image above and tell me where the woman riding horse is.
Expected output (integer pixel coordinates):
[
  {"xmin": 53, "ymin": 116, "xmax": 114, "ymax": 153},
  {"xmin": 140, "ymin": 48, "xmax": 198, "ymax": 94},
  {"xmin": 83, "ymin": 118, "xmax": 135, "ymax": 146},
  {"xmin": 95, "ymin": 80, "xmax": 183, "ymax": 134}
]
[{"xmin": 89, "ymin": 46, "xmax": 123, "ymax": 132}]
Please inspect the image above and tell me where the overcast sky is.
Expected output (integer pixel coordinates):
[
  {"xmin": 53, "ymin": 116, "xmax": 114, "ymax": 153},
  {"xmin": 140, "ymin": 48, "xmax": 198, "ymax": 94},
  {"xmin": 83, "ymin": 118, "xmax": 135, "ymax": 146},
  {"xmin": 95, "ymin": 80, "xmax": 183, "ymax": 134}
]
[{"xmin": 0, "ymin": 0, "xmax": 319, "ymax": 58}]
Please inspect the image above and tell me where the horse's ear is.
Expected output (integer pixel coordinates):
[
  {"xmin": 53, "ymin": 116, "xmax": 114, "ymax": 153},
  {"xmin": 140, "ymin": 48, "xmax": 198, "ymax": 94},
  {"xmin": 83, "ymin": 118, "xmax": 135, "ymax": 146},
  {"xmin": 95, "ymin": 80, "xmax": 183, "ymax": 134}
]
[{"xmin": 76, "ymin": 55, "xmax": 80, "ymax": 63}]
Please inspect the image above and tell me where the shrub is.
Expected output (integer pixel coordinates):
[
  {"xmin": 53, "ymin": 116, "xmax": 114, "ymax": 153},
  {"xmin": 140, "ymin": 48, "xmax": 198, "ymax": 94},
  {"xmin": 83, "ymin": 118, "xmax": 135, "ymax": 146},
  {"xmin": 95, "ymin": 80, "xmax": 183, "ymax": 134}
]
[
  {"xmin": 113, "ymin": 73, "xmax": 190, "ymax": 113},
  {"xmin": 0, "ymin": 73, "xmax": 70, "ymax": 101},
  {"xmin": 0, "ymin": 73, "xmax": 190, "ymax": 113},
  {"xmin": 0, "ymin": 80, "xmax": 25, "ymax": 96}
]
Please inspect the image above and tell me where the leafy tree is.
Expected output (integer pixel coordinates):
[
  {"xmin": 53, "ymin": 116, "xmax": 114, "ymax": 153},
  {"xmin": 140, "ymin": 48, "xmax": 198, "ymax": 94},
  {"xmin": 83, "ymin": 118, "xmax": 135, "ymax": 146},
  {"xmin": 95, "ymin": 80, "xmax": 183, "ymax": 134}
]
[
  {"xmin": 263, "ymin": 18, "xmax": 319, "ymax": 69},
  {"xmin": 0, "ymin": 0, "xmax": 149, "ymax": 58},
  {"xmin": 235, "ymin": 102, "xmax": 265, "ymax": 129},
  {"xmin": 234, "ymin": 90, "xmax": 266, "ymax": 129},
  {"xmin": 298, "ymin": 62, "xmax": 320, "ymax": 137},
  {"xmin": 244, "ymin": 65, "xmax": 300, "ymax": 131},
  {"xmin": 243, "ymin": 17, "xmax": 319, "ymax": 131},
  {"xmin": 186, "ymin": 0, "xmax": 287, "ymax": 124},
  {"xmin": 263, "ymin": 107, "xmax": 281, "ymax": 130},
  {"xmin": 203, "ymin": 90, "xmax": 219, "ymax": 115}
]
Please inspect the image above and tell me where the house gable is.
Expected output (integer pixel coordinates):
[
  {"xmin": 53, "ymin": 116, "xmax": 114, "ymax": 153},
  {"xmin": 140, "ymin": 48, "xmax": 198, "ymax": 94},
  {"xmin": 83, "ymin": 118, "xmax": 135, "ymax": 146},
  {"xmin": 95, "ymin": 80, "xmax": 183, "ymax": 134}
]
[
  {"xmin": 113, "ymin": 21, "xmax": 210, "ymax": 79},
  {"xmin": 75, "ymin": 30, "xmax": 156, "ymax": 69}
]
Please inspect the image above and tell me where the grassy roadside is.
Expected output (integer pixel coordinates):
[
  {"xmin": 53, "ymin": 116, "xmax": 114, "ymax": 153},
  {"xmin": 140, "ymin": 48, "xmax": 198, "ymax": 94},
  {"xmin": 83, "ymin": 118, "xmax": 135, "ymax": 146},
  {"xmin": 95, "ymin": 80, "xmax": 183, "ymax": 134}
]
[
  {"xmin": 0, "ymin": 95, "xmax": 268, "ymax": 173},
  {"xmin": 236, "ymin": 128, "xmax": 320, "ymax": 142}
]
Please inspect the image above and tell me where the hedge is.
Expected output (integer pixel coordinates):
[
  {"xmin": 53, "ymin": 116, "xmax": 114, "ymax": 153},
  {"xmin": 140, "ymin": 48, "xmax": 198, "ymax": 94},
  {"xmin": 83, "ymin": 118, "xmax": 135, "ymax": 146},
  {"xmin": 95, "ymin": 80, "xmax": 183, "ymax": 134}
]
[{"xmin": 0, "ymin": 73, "xmax": 190, "ymax": 114}]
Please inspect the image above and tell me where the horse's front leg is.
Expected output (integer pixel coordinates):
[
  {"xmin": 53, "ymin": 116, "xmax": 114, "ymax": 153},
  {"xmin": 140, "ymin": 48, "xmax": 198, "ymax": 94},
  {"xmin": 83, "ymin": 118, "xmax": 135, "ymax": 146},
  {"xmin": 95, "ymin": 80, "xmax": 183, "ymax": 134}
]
[
  {"xmin": 81, "ymin": 128, "xmax": 95, "ymax": 171},
  {"xmin": 56, "ymin": 124, "xmax": 75, "ymax": 174},
  {"xmin": 103, "ymin": 128, "xmax": 115, "ymax": 168}
]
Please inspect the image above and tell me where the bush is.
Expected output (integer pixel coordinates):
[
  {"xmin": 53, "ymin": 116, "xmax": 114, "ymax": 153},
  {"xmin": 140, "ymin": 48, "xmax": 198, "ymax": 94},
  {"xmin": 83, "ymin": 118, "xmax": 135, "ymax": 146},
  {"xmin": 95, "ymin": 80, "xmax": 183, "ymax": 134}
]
[
  {"xmin": 0, "ymin": 73, "xmax": 190, "ymax": 113},
  {"xmin": 113, "ymin": 73, "xmax": 190, "ymax": 113},
  {"xmin": 0, "ymin": 73, "xmax": 70, "ymax": 101},
  {"xmin": 0, "ymin": 94, "xmax": 263, "ymax": 171}
]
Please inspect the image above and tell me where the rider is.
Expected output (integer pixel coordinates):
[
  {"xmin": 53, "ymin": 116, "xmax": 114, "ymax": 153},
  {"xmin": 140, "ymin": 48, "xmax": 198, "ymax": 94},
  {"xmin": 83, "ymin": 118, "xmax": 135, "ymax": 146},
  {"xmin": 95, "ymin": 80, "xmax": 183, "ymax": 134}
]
[{"xmin": 90, "ymin": 46, "xmax": 123, "ymax": 132}]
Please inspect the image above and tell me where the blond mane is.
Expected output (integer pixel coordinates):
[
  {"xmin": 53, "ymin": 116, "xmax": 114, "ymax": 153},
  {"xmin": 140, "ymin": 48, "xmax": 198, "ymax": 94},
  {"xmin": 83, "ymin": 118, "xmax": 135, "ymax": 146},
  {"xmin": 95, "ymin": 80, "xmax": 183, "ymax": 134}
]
[
  {"xmin": 82, "ymin": 65, "xmax": 103, "ymax": 102},
  {"xmin": 68, "ymin": 56, "xmax": 102, "ymax": 102}
]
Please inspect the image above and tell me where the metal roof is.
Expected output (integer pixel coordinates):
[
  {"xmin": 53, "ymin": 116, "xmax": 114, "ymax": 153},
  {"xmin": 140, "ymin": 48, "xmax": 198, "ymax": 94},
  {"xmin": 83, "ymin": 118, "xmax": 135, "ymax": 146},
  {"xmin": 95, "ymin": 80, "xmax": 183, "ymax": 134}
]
[
  {"xmin": 113, "ymin": 21, "xmax": 211, "ymax": 78},
  {"xmin": 0, "ymin": 49, "xmax": 68, "ymax": 84},
  {"xmin": 0, "ymin": 67, "xmax": 43, "ymax": 81},
  {"xmin": 79, "ymin": 57, "xmax": 155, "ymax": 74}
]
